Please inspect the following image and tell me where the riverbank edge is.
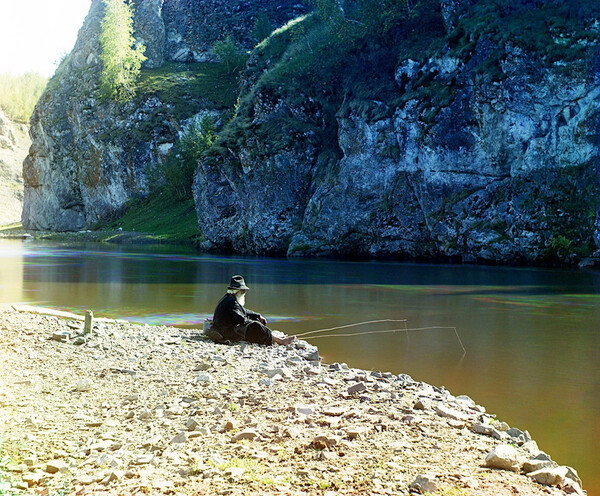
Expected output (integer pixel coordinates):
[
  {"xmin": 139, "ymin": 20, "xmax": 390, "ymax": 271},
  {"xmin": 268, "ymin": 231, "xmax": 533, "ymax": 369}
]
[
  {"xmin": 2, "ymin": 224, "xmax": 600, "ymax": 269},
  {"xmin": 0, "ymin": 305, "xmax": 585, "ymax": 496},
  {"xmin": 0, "ymin": 224, "xmax": 195, "ymax": 248}
]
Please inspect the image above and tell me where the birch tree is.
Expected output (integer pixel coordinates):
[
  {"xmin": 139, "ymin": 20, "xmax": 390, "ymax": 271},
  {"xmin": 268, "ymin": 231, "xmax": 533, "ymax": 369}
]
[{"xmin": 99, "ymin": 0, "xmax": 146, "ymax": 101}]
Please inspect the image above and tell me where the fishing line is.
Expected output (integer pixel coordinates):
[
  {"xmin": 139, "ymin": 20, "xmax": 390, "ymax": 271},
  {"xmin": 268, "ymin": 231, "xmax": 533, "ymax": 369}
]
[
  {"xmin": 299, "ymin": 325, "xmax": 467, "ymax": 356},
  {"xmin": 294, "ymin": 319, "xmax": 408, "ymax": 338}
]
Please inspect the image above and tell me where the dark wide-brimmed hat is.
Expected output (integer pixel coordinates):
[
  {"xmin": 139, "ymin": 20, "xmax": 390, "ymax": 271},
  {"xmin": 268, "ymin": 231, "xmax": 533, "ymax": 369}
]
[{"xmin": 228, "ymin": 275, "xmax": 250, "ymax": 291}]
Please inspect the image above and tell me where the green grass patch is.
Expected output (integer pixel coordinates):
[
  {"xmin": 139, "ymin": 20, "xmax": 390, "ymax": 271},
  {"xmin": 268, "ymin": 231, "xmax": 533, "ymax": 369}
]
[
  {"xmin": 0, "ymin": 223, "xmax": 23, "ymax": 233},
  {"xmin": 0, "ymin": 73, "xmax": 47, "ymax": 123},
  {"xmin": 448, "ymin": 0, "xmax": 600, "ymax": 77},
  {"xmin": 136, "ymin": 62, "xmax": 240, "ymax": 120},
  {"xmin": 101, "ymin": 194, "xmax": 201, "ymax": 244}
]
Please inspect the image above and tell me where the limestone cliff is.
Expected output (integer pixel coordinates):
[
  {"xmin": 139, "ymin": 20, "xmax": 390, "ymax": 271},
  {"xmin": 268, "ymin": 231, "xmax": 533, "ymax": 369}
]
[
  {"xmin": 192, "ymin": 0, "xmax": 600, "ymax": 264},
  {"xmin": 22, "ymin": 0, "xmax": 305, "ymax": 231},
  {"xmin": 23, "ymin": 0, "xmax": 600, "ymax": 265}
]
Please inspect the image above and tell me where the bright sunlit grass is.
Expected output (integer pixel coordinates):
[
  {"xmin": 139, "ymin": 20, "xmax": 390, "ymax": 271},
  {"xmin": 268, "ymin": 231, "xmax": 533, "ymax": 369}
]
[
  {"xmin": 102, "ymin": 194, "xmax": 201, "ymax": 244},
  {"xmin": 0, "ymin": 223, "xmax": 23, "ymax": 233}
]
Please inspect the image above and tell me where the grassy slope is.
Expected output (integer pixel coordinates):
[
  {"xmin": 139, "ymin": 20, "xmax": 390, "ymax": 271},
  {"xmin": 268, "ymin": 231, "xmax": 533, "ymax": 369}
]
[
  {"xmin": 135, "ymin": 61, "xmax": 240, "ymax": 118},
  {"xmin": 103, "ymin": 194, "xmax": 201, "ymax": 244},
  {"xmin": 1, "ymin": 197, "xmax": 200, "ymax": 246}
]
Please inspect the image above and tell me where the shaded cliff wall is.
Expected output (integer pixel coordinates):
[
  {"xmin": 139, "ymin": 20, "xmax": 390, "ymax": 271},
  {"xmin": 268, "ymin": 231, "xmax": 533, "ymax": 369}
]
[
  {"xmin": 21, "ymin": 0, "xmax": 600, "ymax": 265},
  {"xmin": 192, "ymin": 1, "xmax": 600, "ymax": 264}
]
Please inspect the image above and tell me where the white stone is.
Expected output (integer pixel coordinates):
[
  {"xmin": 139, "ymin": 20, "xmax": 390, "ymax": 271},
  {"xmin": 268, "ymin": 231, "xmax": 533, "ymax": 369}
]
[
  {"xmin": 142, "ymin": 435, "xmax": 162, "ymax": 448},
  {"xmin": 454, "ymin": 394, "xmax": 476, "ymax": 407},
  {"xmin": 485, "ymin": 444, "xmax": 520, "ymax": 472},
  {"xmin": 224, "ymin": 466, "xmax": 245, "ymax": 478},
  {"xmin": 564, "ymin": 466, "xmax": 582, "ymax": 486},
  {"xmin": 134, "ymin": 454, "xmax": 154, "ymax": 464},
  {"xmin": 528, "ymin": 466, "xmax": 569, "ymax": 486},
  {"xmin": 90, "ymin": 439, "xmax": 113, "ymax": 451},
  {"xmin": 96, "ymin": 453, "xmax": 122, "ymax": 468},
  {"xmin": 231, "ymin": 429, "xmax": 258, "ymax": 442},
  {"xmin": 322, "ymin": 407, "xmax": 345, "ymax": 416},
  {"xmin": 472, "ymin": 422, "xmax": 496, "ymax": 436},
  {"xmin": 102, "ymin": 470, "xmax": 124, "ymax": 484},
  {"xmin": 435, "ymin": 404, "xmax": 468, "ymax": 422},
  {"xmin": 409, "ymin": 473, "xmax": 438, "ymax": 493},
  {"xmin": 75, "ymin": 379, "xmax": 92, "ymax": 392}
]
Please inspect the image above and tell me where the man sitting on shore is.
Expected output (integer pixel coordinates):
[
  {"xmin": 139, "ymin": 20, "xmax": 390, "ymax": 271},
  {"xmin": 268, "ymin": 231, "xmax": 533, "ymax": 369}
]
[{"xmin": 209, "ymin": 275, "xmax": 295, "ymax": 346}]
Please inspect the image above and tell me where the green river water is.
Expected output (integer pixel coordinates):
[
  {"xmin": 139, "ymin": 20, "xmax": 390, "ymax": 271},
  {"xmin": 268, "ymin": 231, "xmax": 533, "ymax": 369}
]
[{"xmin": 1, "ymin": 239, "xmax": 598, "ymax": 493}]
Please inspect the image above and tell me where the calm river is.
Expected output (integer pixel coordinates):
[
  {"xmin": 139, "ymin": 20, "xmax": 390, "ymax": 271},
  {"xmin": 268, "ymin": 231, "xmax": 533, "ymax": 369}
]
[{"xmin": 1, "ymin": 239, "xmax": 599, "ymax": 493}]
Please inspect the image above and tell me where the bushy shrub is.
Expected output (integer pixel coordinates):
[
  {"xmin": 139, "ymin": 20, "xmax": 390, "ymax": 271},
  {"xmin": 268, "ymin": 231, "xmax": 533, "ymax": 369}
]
[
  {"xmin": 213, "ymin": 36, "xmax": 249, "ymax": 74},
  {"xmin": 153, "ymin": 115, "xmax": 216, "ymax": 200},
  {"xmin": 0, "ymin": 73, "xmax": 47, "ymax": 123},
  {"xmin": 253, "ymin": 12, "xmax": 273, "ymax": 44}
]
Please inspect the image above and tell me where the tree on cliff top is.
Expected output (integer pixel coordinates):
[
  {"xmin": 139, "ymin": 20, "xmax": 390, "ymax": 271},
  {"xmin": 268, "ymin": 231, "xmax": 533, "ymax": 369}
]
[{"xmin": 99, "ymin": 0, "xmax": 146, "ymax": 102}]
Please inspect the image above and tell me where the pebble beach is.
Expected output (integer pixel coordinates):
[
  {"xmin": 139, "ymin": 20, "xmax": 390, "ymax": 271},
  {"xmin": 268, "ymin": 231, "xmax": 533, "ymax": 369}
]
[{"xmin": 0, "ymin": 307, "xmax": 585, "ymax": 495}]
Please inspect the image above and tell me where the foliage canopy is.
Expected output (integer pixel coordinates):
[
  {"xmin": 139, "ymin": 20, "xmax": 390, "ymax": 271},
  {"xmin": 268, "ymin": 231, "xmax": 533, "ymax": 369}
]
[
  {"xmin": 151, "ymin": 115, "xmax": 217, "ymax": 201},
  {"xmin": 213, "ymin": 36, "xmax": 249, "ymax": 74},
  {"xmin": 0, "ymin": 73, "xmax": 47, "ymax": 123}
]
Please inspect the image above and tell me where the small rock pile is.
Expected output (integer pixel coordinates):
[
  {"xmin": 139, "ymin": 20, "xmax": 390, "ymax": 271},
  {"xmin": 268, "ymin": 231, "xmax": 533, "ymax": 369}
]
[{"xmin": 0, "ymin": 308, "xmax": 584, "ymax": 495}]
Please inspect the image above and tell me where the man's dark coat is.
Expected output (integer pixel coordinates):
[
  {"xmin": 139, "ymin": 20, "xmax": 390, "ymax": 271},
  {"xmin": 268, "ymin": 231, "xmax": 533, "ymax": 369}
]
[{"xmin": 212, "ymin": 293, "xmax": 272, "ymax": 344}]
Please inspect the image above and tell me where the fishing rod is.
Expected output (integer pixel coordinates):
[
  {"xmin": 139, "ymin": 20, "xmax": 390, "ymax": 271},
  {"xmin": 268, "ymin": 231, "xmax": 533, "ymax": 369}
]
[
  {"xmin": 293, "ymin": 319, "xmax": 408, "ymax": 338},
  {"xmin": 292, "ymin": 321, "xmax": 466, "ymax": 355}
]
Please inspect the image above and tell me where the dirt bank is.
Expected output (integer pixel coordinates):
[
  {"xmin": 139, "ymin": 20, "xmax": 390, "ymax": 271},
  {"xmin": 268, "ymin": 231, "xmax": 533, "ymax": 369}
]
[
  {"xmin": 0, "ymin": 308, "xmax": 584, "ymax": 495},
  {"xmin": 0, "ymin": 115, "xmax": 28, "ymax": 227}
]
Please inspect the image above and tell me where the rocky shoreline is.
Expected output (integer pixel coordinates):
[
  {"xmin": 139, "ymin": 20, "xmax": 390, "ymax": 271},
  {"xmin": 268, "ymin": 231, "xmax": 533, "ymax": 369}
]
[
  {"xmin": 3, "ymin": 228, "xmax": 600, "ymax": 270},
  {"xmin": 0, "ymin": 307, "xmax": 585, "ymax": 495},
  {"xmin": 0, "ymin": 227, "xmax": 175, "ymax": 246}
]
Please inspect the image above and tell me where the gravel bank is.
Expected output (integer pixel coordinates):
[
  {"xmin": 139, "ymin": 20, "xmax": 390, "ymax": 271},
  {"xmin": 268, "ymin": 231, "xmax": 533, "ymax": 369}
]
[{"xmin": 0, "ymin": 308, "xmax": 584, "ymax": 495}]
